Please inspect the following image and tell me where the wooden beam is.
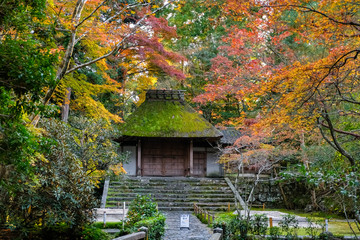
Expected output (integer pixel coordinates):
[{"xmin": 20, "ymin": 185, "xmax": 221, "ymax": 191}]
[
  {"xmin": 224, "ymin": 177, "xmax": 248, "ymax": 212},
  {"xmin": 209, "ymin": 233, "xmax": 222, "ymax": 240},
  {"xmin": 189, "ymin": 140, "xmax": 193, "ymax": 176},
  {"xmin": 113, "ymin": 232, "xmax": 146, "ymax": 240},
  {"xmin": 137, "ymin": 140, "xmax": 141, "ymax": 176}
]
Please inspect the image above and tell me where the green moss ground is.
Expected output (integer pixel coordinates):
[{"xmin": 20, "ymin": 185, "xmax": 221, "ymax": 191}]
[{"xmin": 214, "ymin": 209, "xmax": 360, "ymax": 237}]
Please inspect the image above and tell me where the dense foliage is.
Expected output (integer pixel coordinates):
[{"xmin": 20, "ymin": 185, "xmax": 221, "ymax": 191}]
[
  {"xmin": 212, "ymin": 212, "xmax": 325, "ymax": 240},
  {"xmin": 127, "ymin": 195, "xmax": 159, "ymax": 225},
  {"xmin": 126, "ymin": 195, "xmax": 166, "ymax": 240},
  {"xmin": 0, "ymin": 0, "xmax": 180, "ymax": 238},
  {"xmin": 1, "ymin": 0, "xmax": 360, "ymax": 237},
  {"xmin": 91, "ymin": 195, "xmax": 166, "ymax": 240},
  {"xmin": 133, "ymin": 215, "xmax": 166, "ymax": 240},
  {"xmin": 165, "ymin": 0, "xmax": 360, "ymax": 223}
]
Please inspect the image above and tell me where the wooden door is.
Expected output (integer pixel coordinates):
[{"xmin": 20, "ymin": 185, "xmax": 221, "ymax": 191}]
[
  {"xmin": 193, "ymin": 152, "xmax": 206, "ymax": 177},
  {"xmin": 142, "ymin": 140, "xmax": 186, "ymax": 176}
]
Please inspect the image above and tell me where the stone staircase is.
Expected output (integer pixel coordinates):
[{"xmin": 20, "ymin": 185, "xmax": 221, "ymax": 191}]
[{"xmin": 106, "ymin": 177, "xmax": 235, "ymax": 212}]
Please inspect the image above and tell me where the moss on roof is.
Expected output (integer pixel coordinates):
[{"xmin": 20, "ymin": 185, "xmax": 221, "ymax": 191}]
[{"xmin": 120, "ymin": 100, "xmax": 223, "ymax": 138}]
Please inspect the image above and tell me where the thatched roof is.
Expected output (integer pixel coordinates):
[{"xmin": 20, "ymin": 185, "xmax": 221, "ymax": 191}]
[
  {"xmin": 219, "ymin": 127, "xmax": 243, "ymax": 145},
  {"xmin": 120, "ymin": 90, "xmax": 223, "ymax": 138}
]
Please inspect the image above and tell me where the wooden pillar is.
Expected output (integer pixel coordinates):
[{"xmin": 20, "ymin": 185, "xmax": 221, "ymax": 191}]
[
  {"xmin": 137, "ymin": 139, "xmax": 141, "ymax": 176},
  {"xmin": 189, "ymin": 140, "xmax": 193, "ymax": 176}
]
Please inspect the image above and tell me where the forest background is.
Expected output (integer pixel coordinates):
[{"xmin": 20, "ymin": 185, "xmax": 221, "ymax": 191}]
[{"xmin": 0, "ymin": 0, "xmax": 359, "ymax": 238}]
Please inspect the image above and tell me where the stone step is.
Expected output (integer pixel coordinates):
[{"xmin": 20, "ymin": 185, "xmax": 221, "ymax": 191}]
[
  {"xmin": 159, "ymin": 202, "xmax": 234, "ymax": 208},
  {"xmin": 107, "ymin": 193, "xmax": 234, "ymax": 198},
  {"xmin": 106, "ymin": 177, "xmax": 235, "ymax": 212},
  {"xmin": 113, "ymin": 177, "xmax": 225, "ymax": 182},
  {"xmin": 107, "ymin": 197, "xmax": 234, "ymax": 203},
  {"xmin": 107, "ymin": 201, "xmax": 234, "ymax": 208},
  {"xmin": 159, "ymin": 206, "xmax": 234, "ymax": 211},
  {"xmin": 110, "ymin": 181, "xmax": 228, "ymax": 186},
  {"xmin": 108, "ymin": 187, "xmax": 232, "ymax": 193},
  {"xmin": 108, "ymin": 189, "xmax": 231, "ymax": 194},
  {"xmin": 104, "ymin": 205, "xmax": 235, "ymax": 212},
  {"xmin": 110, "ymin": 184, "xmax": 228, "ymax": 190}
]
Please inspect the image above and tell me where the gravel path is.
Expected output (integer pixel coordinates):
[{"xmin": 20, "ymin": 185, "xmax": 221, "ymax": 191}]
[
  {"xmin": 162, "ymin": 211, "xmax": 213, "ymax": 240},
  {"xmin": 237, "ymin": 210, "xmax": 322, "ymax": 227}
]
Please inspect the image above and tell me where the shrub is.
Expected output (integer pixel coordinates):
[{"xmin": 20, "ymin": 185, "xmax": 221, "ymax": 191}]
[
  {"xmin": 236, "ymin": 217, "xmax": 252, "ymax": 240},
  {"xmin": 318, "ymin": 231, "xmax": 335, "ymax": 240},
  {"xmin": 305, "ymin": 217, "xmax": 324, "ymax": 239},
  {"xmin": 213, "ymin": 213, "xmax": 269, "ymax": 239},
  {"xmin": 250, "ymin": 214, "xmax": 268, "ymax": 236},
  {"xmin": 269, "ymin": 226, "xmax": 281, "ymax": 240},
  {"xmin": 127, "ymin": 195, "xmax": 158, "ymax": 225},
  {"xmin": 81, "ymin": 225, "xmax": 110, "ymax": 240},
  {"xmin": 133, "ymin": 214, "xmax": 166, "ymax": 240},
  {"xmin": 213, "ymin": 212, "xmax": 238, "ymax": 240},
  {"xmin": 279, "ymin": 213, "xmax": 299, "ymax": 239},
  {"xmin": 195, "ymin": 213, "xmax": 210, "ymax": 225}
]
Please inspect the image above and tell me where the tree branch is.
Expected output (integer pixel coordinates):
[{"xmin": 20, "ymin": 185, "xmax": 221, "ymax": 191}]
[
  {"xmin": 262, "ymin": 4, "xmax": 360, "ymax": 27},
  {"xmin": 74, "ymin": 31, "xmax": 89, "ymax": 45},
  {"xmin": 76, "ymin": 0, "xmax": 108, "ymax": 28},
  {"xmin": 319, "ymin": 111, "xmax": 355, "ymax": 166},
  {"xmin": 302, "ymin": 49, "xmax": 360, "ymax": 104},
  {"xmin": 103, "ymin": 2, "xmax": 152, "ymax": 24},
  {"xmin": 319, "ymin": 119, "xmax": 360, "ymax": 139},
  {"xmin": 66, "ymin": 1, "xmax": 173, "ymax": 74}
]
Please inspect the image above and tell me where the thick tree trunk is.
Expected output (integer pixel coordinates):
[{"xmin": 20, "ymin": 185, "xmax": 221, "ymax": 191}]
[{"xmin": 61, "ymin": 87, "xmax": 72, "ymax": 122}]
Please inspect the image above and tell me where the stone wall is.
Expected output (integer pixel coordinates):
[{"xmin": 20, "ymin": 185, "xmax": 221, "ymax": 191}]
[{"xmin": 229, "ymin": 176, "xmax": 284, "ymax": 208}]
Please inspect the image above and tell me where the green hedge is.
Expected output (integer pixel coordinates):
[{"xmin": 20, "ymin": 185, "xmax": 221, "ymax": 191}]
[
  {"xmin": 133, "ymin": 214, "xmax": 166, "ymax": 240},
  {"xmin": 93, "ymin": 195, "xmax": 166, "ymax": 240},
  {"xmin": 92, "ymin": 221, "xmax": 124, "ymax": 229},
  {"xmin": 82, "ymin": 225, "xmax": 111, "ymax": 240}
]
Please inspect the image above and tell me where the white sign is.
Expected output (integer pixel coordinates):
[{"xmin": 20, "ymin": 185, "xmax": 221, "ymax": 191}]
[{"xmin": 180, "ymin": 214, "xmax": 190, "ymax": 229}]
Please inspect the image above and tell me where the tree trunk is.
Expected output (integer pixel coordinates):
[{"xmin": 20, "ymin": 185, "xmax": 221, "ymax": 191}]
[
  {"xmin": 300, "ymin": 131, "xmax": 321, "ymax": 210},
  {"xmin": 274, "ymin": 168, "xmax": 292, "ymax": 209},
  {"xmin": 61, "ymin": 87, "xmax": 72, "ymax": 122}
]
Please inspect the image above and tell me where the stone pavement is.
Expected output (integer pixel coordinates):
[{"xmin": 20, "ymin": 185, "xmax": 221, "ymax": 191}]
[{"xmin": 162, "ymin": 211, "xmax": 213, "ymax": 240}]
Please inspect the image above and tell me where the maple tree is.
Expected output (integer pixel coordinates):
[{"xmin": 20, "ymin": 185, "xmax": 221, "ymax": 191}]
[
  {"xmin": 195, "ymin": 0, "xmax": 360, "ymax": 165},
  {"xmin": 162, "ymin": 0, "xmax": 246, "ymax": 123},
  {"xmin": 190, "ymin": 0, "xmax": 360, "ymax": 217},
  {"xmin": 0, "ymin": 1, "xmax": 187, "ymax": 237},
  {"xmin": 27, "ymin": 0, "xmax": 186, "ymax": 123}
]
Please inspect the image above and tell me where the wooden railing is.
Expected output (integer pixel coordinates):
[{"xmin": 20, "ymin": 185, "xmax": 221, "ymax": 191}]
[
  {"xmin": 251, "ymin": 203, "xmax": 266, "ymax": 210},
  {"xmin": 194, "ymin": 203, "xmax": 224, "ymax": 240},
  {"xmin": 193, "ymin": 203, "xmax": 215, "ymax": 224},
  {"xmin": 112, "ymin": 227, "xmax": 148, "ymax": 240}
]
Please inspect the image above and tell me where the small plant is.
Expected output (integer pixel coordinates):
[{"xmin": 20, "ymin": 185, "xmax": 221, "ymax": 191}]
[
  {"xmin": 235, "ymin": 216, "xmax": 251, "ymax": 239},
  {"xmin": 279, "ymin": 213, "xmax": 299, "ymax": 239},
  {"xmin": 126, "ymin": 194, "xmax": 158, "ymax": 225},
  {"xmin": 250, "ymin": 213, "xmax": 268, "ymax": 236},
  {"xmin": 195, "ymin": 213, "xmax": 209, "ymax": 225},
  {"xmin": 269, "ymin": 226, "xmax": 281, "ymax": 240},
  {"xmin": 212, "ymin": 213, "xmax": 238, "ymax": 240},
  {"xmin": 318, "ymin": 231, "xmax": 335, "ymax": 240},
  {"xmin": 305, "ymin": 217, "xmax": 323, "ymax": 239},
  {"xmin": 133, "ymin": 214, "xmax": 166, "ymax": 240}
]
